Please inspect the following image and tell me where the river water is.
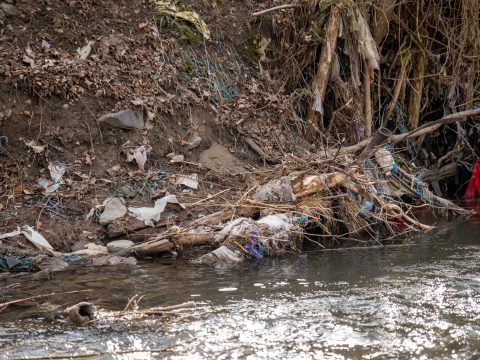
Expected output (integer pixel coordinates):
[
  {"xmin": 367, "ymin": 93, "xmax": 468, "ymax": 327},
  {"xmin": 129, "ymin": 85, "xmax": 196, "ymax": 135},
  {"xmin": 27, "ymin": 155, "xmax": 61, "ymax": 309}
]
[{"xmin": 1, "ymin": 215, "xmax": 480, "ymax": 359}]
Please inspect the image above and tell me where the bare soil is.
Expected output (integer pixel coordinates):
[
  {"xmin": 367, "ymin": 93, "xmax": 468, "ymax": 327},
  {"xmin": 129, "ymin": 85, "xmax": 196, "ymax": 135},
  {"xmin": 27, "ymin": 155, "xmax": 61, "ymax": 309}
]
[{"xmin": 0, "ymin": 0, "xmax": 262, "ymax": 255}]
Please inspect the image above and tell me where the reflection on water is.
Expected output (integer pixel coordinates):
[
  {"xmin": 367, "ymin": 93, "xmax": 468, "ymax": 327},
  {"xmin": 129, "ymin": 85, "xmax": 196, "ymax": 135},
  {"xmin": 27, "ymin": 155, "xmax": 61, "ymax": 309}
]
[{"xmin": 1, "ymin": 217, "xmax": 480, "ymax": 359}]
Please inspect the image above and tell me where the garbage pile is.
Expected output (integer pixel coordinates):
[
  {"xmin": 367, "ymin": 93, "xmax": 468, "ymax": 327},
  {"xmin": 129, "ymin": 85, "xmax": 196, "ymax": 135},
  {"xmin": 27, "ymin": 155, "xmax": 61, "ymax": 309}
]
[{"xmin": 0, "ymin": 0, "xmax": 478, "ymax": 273}]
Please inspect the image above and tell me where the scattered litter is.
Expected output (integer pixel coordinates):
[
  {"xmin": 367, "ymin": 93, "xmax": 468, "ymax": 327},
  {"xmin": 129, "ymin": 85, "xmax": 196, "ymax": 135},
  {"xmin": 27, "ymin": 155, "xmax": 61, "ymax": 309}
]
[
  {"xmin": 465, "ymin": 160, "xmax": 480, "ymax": 198},
  {"xmin": 98, "ymin": 197, "xmax": 127, "ymax": 225},
  {"xmin": 128, "ymin": 194, "xmax": 185, "ymax": 226},
  {"xmin": 176, "ymin": 173, "xmax": 198, "ymax": 189},
  {"xmin": 41, "ymin": 40, "xmax": 51, "ymax": 49},
  {"xmin": 254, "ymin": 176, "xmax": 296, "ymax": 202},
  {"xmin": 44, "ymin": 161, "xmax": 66, "ymax": 194},
  {"xmin": 126, "ymin": 145, "xmax": 150, "ymax": 171},
  {"xmin": 0, "ymin": 229, "xmax": 21, "ymax": 239},
  {"xmin": 356, "ymin": 8, "xmax": 380, "ymax": 70},
  {"xmin": 86, "ymin": 198, "xmax": 111, "ymax": 220},
  {"xmin": 19, "ymin": 226, "xmax": 55, "ymax": 254},
  {"xmin": 194, "ymin": 245, "xmax": 244, "ymax": 265},
  {"xmin": 0, "ymin": 255, "xmax": 34, "ymax": 272},
  {"xmin": 25, "ymin": 140, "xmax": 46, "ymax": 154},
  {"xmin": 76, "ymin": 40, "xmax": 94, "ymax": 60},
  {"xmin": 133, "ymin": 145, "xmax": 147, "ymax": 171},
  {"xmin": 218, "ymin": 287, "xmax": 238, "ymax": 292},
  {"xmin": 48, "ymin": 162, "xmax": 66, "ymax": 183},
  {"xmin": 257, "ymin": 214, "xmax": 294, "ymax": 232},
  {"xmin": 64, "ymin": 302, "xmax": 95, "ymax": 325},
  {"xmin": 98, "ymin": 108, "xmax": 144, "ymax": 129},
  {"xmin": 154, "ymin": 1, "xmax": 211, "ymax": 40}
]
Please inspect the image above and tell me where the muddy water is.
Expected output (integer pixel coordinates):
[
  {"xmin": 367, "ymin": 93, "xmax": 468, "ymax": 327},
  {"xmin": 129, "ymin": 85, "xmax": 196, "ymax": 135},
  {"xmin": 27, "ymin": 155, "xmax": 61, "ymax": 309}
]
[{"xmin": 1, "ymin": 217, "xmax": 480, "ymax": 359}]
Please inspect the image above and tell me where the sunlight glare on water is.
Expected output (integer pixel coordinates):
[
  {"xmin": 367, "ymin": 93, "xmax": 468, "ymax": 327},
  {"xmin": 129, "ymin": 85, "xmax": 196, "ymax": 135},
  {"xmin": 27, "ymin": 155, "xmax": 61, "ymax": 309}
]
[{"xmin": 1, "ymin": 218, "xmax": 480, "ymax": 359}]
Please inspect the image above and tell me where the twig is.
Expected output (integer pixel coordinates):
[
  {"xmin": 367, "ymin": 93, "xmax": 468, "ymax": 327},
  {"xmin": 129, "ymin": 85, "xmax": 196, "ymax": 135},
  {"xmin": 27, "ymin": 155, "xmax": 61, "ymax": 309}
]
[
  {"xmin": 391, "ymin": 107, "xmax": 480, "ymax": 144},
  {"xmin": 0, "ymin": 290, "xmax": 93, "ymax": 312},
  {"xmin": 186, "ymin": 188, "xmax": 230, "ymax": 207},
  {"xmin": 10, "ymin": 348, "xmax": 177, "ymax": 360},
  {"xmin": 251, "ymin": 4, "xmax": 302, "ymax": 16}
]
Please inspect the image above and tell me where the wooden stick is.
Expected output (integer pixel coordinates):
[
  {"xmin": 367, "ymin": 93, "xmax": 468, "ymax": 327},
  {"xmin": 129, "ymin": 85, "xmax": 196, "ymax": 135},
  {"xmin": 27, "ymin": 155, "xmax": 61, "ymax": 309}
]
[
  {"xmin": 328, "ymin": 107, "xmax": 480, "ymax": 155},
  {"xmin": 364, "ymin": 60, "xmax": 373, "ymax": 137},
  {"xmin": 390, "ymin": 107, "xmax": 480, "ymax": 144},
  {"xmin": 251, "ymin": 4, "xmax": 302, "ymax": 16},
  {"xmin": 0, "ymin": 290, "xmax": 93, "ymax": 312}
]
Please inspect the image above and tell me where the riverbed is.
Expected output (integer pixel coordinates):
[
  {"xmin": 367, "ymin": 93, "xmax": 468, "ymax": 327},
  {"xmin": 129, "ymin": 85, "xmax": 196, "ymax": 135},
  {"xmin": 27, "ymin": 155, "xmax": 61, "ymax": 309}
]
[{"xmin": 1, "ymin": 215, "xmax": 480, "ymax": 359}]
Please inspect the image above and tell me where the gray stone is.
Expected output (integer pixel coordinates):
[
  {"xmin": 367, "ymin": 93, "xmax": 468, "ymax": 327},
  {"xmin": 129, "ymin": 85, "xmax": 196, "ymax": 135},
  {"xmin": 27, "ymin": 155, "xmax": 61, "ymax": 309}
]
[
  {"xmin": 106, "ymin": 239, "xmax": 134, "ymax": 253},
  {"xmin": 98, "ymin": 108, "xmax": 144, "ymax": 129},
  {"xmin": 186, "ymin": 133, "xmax": 202, "ymax": 149},
  {"xmin": 90, "ymin": 255, "xmax": 137, "ymax": 266},
  {"xmin": 99, "ymin": 197, "xmax": 127, "ymax": 225}
]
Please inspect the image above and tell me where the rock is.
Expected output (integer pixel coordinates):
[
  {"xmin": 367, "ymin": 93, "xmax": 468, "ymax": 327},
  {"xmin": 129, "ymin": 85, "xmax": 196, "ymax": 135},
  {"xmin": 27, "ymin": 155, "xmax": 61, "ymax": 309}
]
[
  {"xmin": 113, "ymin": 185, "xmax": 138, "ymax": 198},
  {"xmin": 199, "ymin": 143, "xmax": 246, "ymax": 175},
  {"xmin": 185, "ymin": 133, "xmax": 202, "ymax": 149},
  {"xmin": 98, "ymin": 108, "xmax": 144, "ymax": 129},
  {"xmin": 0, "ymin": 3, "xmax": 18, "ymax": 16},
  {"xmin": 106, "ymin": 239, "xmax": 134, "ymax": 253},
  {"xmin": 170, "ymin": 154, "xmax": 184, "ymax": 163},
  {"xmin": 99, "ymin": 197, "xmax": 127, "ymax": 225},
  {"xmin": 90, "ymin": 255, "xmax": 137, "ymax": 266}
]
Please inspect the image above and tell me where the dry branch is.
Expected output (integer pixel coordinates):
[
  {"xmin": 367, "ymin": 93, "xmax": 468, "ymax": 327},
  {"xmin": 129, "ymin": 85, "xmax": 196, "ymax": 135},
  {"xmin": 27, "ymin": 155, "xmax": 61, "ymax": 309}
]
[{"xmin": 251, "ymin": 4, "xmax": 302, "ymax": 16}]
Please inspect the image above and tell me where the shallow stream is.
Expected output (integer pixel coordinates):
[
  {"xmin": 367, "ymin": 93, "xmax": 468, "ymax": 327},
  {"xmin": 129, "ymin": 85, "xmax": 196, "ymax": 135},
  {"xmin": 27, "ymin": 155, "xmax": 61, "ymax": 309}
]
[{"xmin": 1, "ymin": 215, "xmax": 480, "ymax": 359}]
